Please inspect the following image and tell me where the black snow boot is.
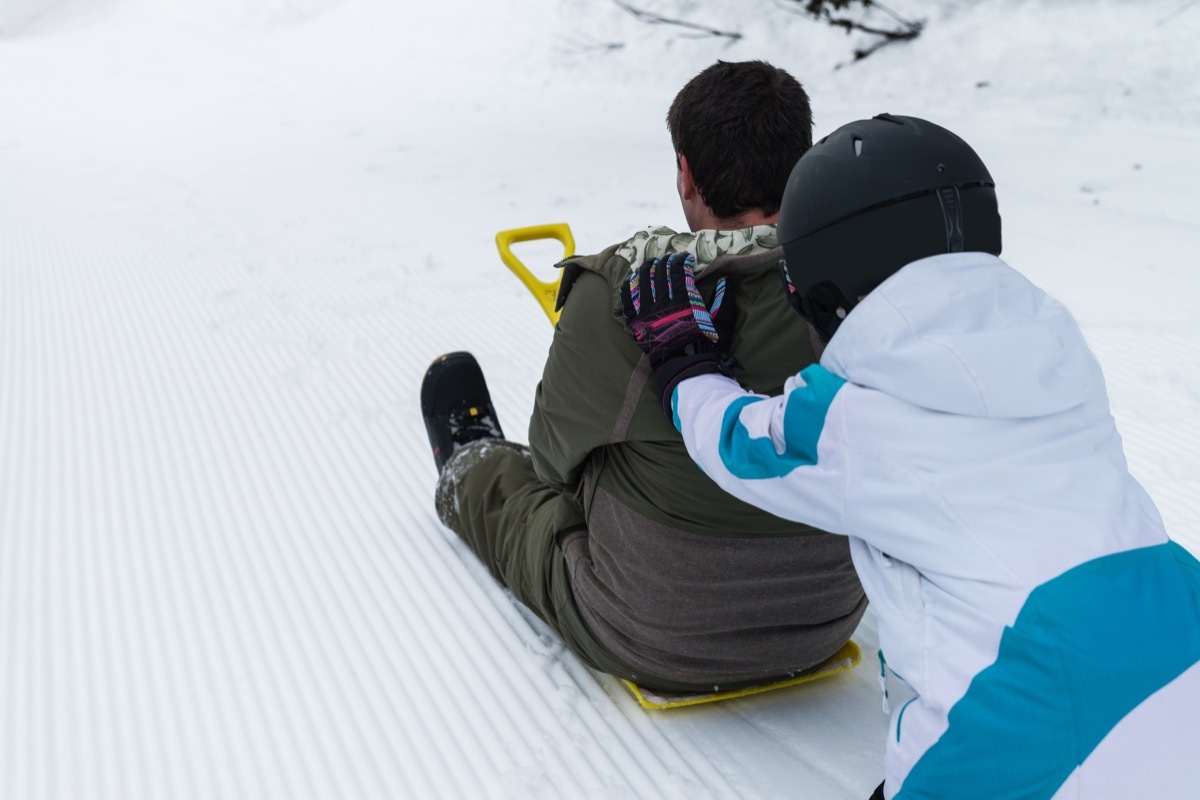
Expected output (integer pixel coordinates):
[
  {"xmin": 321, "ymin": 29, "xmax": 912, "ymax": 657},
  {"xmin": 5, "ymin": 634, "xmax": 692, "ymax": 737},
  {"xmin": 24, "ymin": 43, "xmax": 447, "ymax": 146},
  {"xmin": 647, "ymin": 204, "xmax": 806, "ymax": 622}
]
[{"xmin": 421, "ymin": 351, "xmax": 505, "ymax": 472}]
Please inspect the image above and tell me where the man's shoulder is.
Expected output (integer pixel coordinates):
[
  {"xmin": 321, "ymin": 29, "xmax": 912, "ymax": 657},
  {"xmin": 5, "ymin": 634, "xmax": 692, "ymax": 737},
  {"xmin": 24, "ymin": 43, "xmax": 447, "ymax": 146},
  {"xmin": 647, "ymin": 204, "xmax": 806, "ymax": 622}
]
[
  {"xmin": 556, "ymin": 224, "xmax": 782, "ymax": 309},
  {"xmin": 553, "ymin": 227, "xmax": 653, "ymax": 312}
]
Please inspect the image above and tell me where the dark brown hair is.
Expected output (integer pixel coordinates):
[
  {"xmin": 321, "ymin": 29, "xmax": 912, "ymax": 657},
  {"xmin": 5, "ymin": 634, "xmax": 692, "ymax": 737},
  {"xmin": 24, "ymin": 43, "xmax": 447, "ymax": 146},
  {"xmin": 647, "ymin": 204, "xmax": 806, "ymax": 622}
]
[{"xmin": 667, "ymin": 60, "xmax": 813, "ymax": 220}]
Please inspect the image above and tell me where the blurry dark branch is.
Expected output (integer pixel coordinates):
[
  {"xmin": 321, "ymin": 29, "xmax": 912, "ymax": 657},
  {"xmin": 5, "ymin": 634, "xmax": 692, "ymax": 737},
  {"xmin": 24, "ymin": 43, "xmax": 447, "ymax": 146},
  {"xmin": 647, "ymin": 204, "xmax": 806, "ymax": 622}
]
[
  {"xmin": 776, "ymin": 0, "xmax": 923, "ymax": 62},
  {"xmin": 612, "ymin": 0, "xmax": 743, "ymax": 42}
]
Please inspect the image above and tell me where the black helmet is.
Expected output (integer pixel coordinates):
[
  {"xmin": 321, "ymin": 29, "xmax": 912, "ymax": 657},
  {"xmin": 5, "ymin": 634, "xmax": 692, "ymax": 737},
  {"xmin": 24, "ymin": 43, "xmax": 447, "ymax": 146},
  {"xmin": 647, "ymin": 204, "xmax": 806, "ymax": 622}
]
[{"xmin": 778, "ymin": 113, "xmax": 1002, "ymax": 340}]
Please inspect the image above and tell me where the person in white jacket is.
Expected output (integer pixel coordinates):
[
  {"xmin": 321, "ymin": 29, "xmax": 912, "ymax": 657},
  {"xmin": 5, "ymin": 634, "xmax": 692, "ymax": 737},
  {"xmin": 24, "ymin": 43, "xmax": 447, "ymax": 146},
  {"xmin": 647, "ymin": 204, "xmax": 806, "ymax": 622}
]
[{"xmin": 620, "ymin": 114, "xmax": 1200, "ymax": 800}]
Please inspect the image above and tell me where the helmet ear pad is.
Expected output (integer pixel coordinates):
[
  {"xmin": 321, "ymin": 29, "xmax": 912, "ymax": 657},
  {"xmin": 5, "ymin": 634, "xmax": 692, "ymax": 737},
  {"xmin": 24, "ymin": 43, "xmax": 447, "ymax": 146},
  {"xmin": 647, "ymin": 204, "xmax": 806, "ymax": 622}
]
[
  {"xmin": 779, "ymin": 260, "xmax": 853, "ymax": 342},
  {"xmin": 798, "ymin": 281, "xmax": 854, "ymax": 342}
]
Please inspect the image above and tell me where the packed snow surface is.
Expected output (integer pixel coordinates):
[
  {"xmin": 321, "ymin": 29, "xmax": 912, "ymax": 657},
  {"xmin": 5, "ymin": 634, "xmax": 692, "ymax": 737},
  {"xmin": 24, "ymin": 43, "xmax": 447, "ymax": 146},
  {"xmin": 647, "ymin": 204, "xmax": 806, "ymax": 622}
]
[{"xmin": 2, "ymin": 0, "xmax": 1198, "ymax": 797}]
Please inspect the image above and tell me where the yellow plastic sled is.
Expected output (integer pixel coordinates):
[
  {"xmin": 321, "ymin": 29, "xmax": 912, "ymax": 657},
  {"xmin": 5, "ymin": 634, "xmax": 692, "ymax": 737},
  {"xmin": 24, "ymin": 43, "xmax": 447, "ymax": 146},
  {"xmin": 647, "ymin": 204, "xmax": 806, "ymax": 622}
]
[
  {"xmin": 621, "ymin": 640, "xmax": 862, "ymax": 710},
  {"xmin": 495, "ymin": 223, "xmax": 574, "ymax": 325}
]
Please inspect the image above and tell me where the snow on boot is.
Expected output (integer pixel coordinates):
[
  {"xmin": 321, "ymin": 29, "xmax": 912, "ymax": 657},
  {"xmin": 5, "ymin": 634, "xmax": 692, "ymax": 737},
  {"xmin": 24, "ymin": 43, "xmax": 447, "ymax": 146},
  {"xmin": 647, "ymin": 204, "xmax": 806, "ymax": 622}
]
[{"xmin": 421, "ymin": 352, "xmax": 505, "ymax": 472}]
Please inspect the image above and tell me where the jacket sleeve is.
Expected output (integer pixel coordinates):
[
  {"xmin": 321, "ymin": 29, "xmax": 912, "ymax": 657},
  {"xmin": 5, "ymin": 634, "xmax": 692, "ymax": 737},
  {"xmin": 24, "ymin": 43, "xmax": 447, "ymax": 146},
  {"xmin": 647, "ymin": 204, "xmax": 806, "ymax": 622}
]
[
  {"xmin": 528, "ymin": 268, "xmax": 646, "ymax": 490},
  {"xmin": 671, "ymin": 366, "xmax": 851, "ymax": 536}
]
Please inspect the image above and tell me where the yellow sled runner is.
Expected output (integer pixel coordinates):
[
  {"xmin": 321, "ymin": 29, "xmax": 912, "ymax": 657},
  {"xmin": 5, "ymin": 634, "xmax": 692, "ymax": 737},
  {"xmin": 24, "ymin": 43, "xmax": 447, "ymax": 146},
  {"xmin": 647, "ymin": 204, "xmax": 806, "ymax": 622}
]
[
  {"xmin": 497, "ymin": 224, "xmax": 864, "ymax": 709},
  {"xmin": 620, "ymin": 640, "xmax": 862, "ymax": 710}
]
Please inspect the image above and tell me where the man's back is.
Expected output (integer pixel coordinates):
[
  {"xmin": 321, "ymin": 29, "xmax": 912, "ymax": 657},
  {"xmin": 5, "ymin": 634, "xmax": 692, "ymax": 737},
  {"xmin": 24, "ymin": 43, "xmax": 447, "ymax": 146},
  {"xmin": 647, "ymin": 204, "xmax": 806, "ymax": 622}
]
[
  {"xmin": 528, "ymin": 226, "xmax": 866, "ymax": 689},
  {"xmin": 427, "ymin": 61, "xmax": 850, "ymax": 691}
]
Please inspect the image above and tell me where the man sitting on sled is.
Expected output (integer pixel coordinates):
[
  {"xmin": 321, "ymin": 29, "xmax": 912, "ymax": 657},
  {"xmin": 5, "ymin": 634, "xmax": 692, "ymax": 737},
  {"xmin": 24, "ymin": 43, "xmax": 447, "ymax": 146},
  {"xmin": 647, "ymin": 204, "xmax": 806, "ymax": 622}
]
[{"xmin": 422, "ymin": 60, "xmax": 866, "ymax": 694}]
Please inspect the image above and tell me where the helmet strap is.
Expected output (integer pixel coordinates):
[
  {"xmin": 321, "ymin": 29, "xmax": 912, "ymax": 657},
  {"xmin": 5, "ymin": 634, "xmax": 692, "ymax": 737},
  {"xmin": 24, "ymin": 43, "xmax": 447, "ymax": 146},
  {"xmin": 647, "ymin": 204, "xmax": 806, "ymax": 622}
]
[{"xmin": 779, "ymin": 259, "xmax": 806, "ymax": 318}]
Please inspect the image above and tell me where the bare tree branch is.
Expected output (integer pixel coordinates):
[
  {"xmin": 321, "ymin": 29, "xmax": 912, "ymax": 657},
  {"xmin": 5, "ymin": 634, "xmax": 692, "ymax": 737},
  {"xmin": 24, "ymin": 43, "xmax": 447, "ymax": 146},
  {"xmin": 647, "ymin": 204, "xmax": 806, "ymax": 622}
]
[
  {"xmin": 612, "ymin": 0, "xmax": 743, "ymax": 42},
  {"xmin": 774, "ymin": 0, "xmax": 923, "ymax": 62}
]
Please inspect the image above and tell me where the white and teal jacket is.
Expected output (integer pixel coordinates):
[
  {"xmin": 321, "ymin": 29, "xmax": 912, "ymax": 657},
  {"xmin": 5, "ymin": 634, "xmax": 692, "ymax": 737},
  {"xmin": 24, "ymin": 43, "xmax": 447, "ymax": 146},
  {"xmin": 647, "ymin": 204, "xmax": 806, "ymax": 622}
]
[{"xmin": 672, "ymin": 252, "xmax": 1200, "ymax": 799}]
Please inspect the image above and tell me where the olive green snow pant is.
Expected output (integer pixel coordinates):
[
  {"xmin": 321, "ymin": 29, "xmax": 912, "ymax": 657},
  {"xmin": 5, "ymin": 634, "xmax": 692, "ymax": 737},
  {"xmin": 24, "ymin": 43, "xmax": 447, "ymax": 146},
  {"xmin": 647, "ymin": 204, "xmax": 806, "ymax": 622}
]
[{"xmin": 434, "ymin": 439, "xmax": 643, "ymax": 683}]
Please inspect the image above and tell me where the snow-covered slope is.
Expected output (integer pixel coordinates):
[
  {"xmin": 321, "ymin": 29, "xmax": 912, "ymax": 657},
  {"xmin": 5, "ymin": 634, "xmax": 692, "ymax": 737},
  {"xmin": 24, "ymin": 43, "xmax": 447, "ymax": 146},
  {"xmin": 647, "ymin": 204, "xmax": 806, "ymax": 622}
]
[{"xmin": 2, "ymin": 1, "xmax": 1198, "ymax": 797}]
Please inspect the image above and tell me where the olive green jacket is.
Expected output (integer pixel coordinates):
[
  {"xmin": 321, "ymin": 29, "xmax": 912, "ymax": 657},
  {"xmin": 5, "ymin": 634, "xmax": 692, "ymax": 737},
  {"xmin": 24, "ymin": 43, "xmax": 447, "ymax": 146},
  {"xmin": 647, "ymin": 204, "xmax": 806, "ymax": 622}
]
[
  {"xmin": 532, "ymin": 225, "xmax": 830, "ymax": 532},
  {"xmin": 527, "ymin": 225, "xmax": 866, "ymax": 688}
]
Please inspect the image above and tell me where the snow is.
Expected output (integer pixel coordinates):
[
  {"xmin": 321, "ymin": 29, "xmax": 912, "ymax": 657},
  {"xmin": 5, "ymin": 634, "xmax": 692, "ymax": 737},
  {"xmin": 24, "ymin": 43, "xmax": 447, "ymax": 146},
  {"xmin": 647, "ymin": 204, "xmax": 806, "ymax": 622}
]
[{"xmin": 1, "ymin": 0, "xmax": 1198, "ymax": 797}]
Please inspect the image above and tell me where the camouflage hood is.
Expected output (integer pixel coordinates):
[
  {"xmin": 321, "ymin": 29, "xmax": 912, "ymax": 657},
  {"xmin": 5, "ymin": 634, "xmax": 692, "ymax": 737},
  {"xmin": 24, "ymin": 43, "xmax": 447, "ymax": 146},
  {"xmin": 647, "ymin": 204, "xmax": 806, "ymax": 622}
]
[
  {"xmin": 554, "ymin": 224, "xmax": 783, "ymax": 314},
  {"xmin": 611, "ymin": 224, "xmax": 780, "ymax": 277}
]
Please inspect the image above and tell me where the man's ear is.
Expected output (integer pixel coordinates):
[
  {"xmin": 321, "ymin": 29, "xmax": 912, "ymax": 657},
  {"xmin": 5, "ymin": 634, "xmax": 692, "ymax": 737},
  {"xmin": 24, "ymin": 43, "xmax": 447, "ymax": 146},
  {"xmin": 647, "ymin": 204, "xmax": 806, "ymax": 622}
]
[{"xmin": 677, "ymin": 154, "xmax": 697, "ymax": 202}]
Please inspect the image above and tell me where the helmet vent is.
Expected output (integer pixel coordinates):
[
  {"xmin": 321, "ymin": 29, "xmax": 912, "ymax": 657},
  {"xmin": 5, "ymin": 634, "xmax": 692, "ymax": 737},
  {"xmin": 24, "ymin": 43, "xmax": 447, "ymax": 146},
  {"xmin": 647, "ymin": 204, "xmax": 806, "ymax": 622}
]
[{"xmin": 853, "ymin": 137, "xmax": 863, "ymax": 157}]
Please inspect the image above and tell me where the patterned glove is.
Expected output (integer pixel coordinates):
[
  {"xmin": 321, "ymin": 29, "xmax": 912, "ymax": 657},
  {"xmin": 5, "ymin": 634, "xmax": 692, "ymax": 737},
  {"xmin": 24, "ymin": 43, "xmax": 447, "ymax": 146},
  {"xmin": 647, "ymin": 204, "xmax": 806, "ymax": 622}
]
[{"xmin": 620, "ymin": 252, "xmax": 737, "ymax": 416}]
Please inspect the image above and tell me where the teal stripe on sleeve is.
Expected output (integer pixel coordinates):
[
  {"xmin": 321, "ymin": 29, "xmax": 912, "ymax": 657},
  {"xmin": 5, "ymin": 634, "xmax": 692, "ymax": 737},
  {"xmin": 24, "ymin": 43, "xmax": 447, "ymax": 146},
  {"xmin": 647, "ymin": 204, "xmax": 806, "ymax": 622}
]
[
  {"xmin": 783, "ymin": 365, "xmax": 846, "ymax": 464},
  {"xmin": 896, "ymin": 541, "xmax": 1200, "ymax": 800},
  {"xmin": 716, "ymin": 365, "xmax": 845, "ymax": 480}
]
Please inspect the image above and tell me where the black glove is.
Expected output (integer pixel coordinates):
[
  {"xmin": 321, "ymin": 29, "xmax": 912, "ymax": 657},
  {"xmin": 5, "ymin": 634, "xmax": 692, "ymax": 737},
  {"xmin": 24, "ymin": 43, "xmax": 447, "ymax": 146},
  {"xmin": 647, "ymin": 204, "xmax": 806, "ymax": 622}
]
[{"xmin": 620, "ymin": 252, "xmax": 737, "ymax": 416}]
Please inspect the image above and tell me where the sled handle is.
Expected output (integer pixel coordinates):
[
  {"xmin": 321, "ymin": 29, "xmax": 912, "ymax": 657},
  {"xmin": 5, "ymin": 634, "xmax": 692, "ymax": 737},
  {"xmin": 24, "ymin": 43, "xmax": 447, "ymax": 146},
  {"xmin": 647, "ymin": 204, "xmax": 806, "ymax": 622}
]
[{"xmin": 496, "ymin": 223, "xmax": 575, "ymax": 325}]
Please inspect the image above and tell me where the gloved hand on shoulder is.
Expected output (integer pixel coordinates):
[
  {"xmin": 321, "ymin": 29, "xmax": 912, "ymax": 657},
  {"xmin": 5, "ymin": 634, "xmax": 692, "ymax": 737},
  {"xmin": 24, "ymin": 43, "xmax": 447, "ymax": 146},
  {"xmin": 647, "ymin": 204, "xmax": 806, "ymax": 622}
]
[{"xmin": 620, "ymin": 251, "xmax": 738, "ymax": 416}]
